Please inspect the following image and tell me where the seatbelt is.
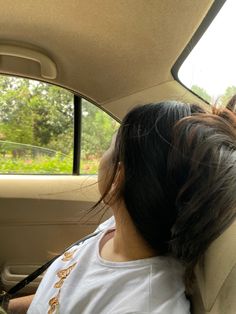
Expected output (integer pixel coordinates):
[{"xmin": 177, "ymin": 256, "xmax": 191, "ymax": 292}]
[{"xmin": 0, "ymin": 230, "xmax": 100, "ymax": 311}]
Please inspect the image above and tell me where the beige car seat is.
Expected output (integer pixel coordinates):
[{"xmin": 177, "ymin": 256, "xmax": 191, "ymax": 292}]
[{"xmin": 191, "ymin": 221, "xmax": 236, "ymax": 314}]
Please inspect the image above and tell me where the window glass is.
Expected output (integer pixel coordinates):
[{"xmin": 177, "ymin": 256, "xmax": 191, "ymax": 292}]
[
  {"xmin": 81, "ymin": 99, "xmax": 120, "ymax": 174},
  {"xmin": 179, "ymin": 0, "xmax": 236, "ymax": 106},
  {"xmin": 0, "ymin": 75, "xmax": 73, "ymax": 174}
]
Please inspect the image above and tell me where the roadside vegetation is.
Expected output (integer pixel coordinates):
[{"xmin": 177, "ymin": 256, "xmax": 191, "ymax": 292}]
[
  {"xmin": 191, "ymin": 84, "xmax": 236, "ymax": 105},
  {"xmin": 0, "ymin": 75, "xmax": 119, "ymax": 174}
]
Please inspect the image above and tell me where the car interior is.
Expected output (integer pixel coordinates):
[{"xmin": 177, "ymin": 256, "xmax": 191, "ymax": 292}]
[{"xmin": 0, "ymin": 0, "xmax": 235, "ymax": 313}]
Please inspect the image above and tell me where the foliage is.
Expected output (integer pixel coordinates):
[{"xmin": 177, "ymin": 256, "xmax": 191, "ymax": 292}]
[
  {"xmin": 191, "ymin": 84, "xmax": 236, "ymax": 108},
  {"xmin": 219, "ymin": 86, "xmax": 236, "ymax": 107},
  {"xmin": 0, "ymin": 155, "xmax": 72, "ymax": 174},
  {"xmin": 82, "ymin": 100, "xmax": 119, "ymax": 159},
  {"xmin": 0, "ymin": 75, "xmax": 119, "ymax": 174},
  {"xmin": 0, "ymin": 76, "xmax": 74, "ymax": 153},
  {"xmin": 191, "ymin": 85, "xmax": 211, "ymax": 103},
  {"xmin": 0, "ymin": 154, "xmax": 99, "ymax": 175}
]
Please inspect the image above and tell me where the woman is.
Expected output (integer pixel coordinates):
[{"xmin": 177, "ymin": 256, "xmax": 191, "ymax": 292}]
[{"xmin": 10, "ymin": 101, "xmax": 236, "ymax": 313}]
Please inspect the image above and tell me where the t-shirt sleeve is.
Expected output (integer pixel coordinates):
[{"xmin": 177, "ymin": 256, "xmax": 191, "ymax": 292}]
[{"xmin": 94, "ymin": 216, "xmax": 115, "ymax": 232}]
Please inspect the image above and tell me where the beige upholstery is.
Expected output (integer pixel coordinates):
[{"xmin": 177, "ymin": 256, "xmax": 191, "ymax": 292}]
[{"xmin": 192, "ymin": 221, "xmax": 236, "ymax": 314}]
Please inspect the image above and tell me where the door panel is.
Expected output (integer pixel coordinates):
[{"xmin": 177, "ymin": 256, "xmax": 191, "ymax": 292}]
[
  {"xmin": 1, "ymin": 264, "xmax": 44, "ymax": 295},
  {"xmin": 0, "ymin": 175, "xmax": 111, "ymax": 292}
]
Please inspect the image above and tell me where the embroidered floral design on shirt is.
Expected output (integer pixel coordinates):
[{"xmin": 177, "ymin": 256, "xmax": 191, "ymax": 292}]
[
  {"xmin": 62, "ymin": 249, "xmax": 77, "ymax": 262},
  {"xmin": 48, "ymin": 290, "xmax": 60, "ymax": 314},
  {"xmin": 54, "ymin": 263, "xmax": 77, "ymax": 289},
  {"xmin": 47, "ymin": 250, "xmax": 78, "ymax": 314},
  {"xmin": 54, "ymin": 278, "xmax": 64, "ymax": 289}
]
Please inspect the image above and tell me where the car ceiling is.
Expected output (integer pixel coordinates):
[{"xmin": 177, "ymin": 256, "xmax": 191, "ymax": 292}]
[{"xmin": 0, "ymin": 0, "xmax": 215, "ymax": 117}]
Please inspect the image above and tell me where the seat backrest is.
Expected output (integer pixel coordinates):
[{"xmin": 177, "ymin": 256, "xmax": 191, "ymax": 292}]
[{"xmin": 191, "ymin": 221, "xmax": 236, "ymax": 314}]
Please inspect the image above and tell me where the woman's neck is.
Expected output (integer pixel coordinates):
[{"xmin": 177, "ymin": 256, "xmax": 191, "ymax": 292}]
[{"xmin": 100, "ymin": 200, "xmax": 157, "ymax": 262}]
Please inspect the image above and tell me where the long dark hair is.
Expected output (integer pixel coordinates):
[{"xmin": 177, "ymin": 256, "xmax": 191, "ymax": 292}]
[
  {"xmin": 98, "ymin": 101, "xmax": 236, "ymax": 290},
  {"xmin": 168, "ymin": 113, "xmax": 236, "ymax": 287}
]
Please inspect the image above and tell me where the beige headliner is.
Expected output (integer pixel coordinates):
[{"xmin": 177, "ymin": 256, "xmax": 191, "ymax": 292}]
[{"xmin": 0, "ymin": 0, "xmax": 213, "ymax": 117}]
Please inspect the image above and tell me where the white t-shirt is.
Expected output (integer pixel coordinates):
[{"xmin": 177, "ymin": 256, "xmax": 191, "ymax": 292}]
[{"xmin": 27, "ymin": 217, "xmax": 190, "ymax": 314}]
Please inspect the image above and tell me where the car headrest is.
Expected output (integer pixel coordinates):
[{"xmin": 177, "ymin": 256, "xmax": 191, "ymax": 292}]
[{"xmin": 194, "ymin": 221, "xmax": 236, "ymax": 312}]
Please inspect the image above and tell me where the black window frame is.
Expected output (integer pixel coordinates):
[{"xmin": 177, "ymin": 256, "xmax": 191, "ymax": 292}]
[{"xmin": 73, "ymin": 95, "xmax": 82, "ymax": 175}]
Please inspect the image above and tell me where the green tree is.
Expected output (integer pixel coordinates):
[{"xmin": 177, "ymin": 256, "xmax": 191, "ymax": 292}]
[
  {"xmin": 0, "ymin": 75, "xmax": 119, "ymax": 174},
  {"xmin": 220, "ymin": 86, "xmax": 236, "ymax": 107},
  {"xmin": 0, "ymin": 76, "xmax": 74, "ymax": 154},
  {"xmin": 191, "ymin": 85, "xmax": 211, "ymax": 103},
  {"xmin": 81, "ymin": 100, "xmax": 119, "ymax": 159},
  {"xmin": 0, "ymin": 77, "xmax": 34, "ymax": 152}
]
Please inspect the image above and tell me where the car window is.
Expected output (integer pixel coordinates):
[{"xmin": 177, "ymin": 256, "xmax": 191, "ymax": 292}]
[
  {"xmin": 178, "ymin": 0, "xmax": 236, "ymax": 106},
  {"xmin": 0, "ymin": 75, "xmax": 119, "ymax": 175}
]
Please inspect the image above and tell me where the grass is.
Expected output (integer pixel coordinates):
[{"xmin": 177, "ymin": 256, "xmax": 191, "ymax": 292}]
[{"xmin": 0, "ymin": 155, "xmax": 100, "ymax": 175}]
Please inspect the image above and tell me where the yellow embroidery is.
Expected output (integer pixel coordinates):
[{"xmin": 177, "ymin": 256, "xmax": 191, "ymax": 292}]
[
  {"xmin": 54, "ymin": 278, "xmax": 64, "ymax": 289},
  {"xmin": 57, "ymin": 263, "xmax": 77, "ymax": 279},
  {"xmin": 48, "ymin": 262, "xmax": 77, "ymax": 313},
  {"xmin": 62, "ymin": 249, "xmax": 77, "ymax": 261},
  {"xmin": 48, "ymin": 291, "xmax": 60, "ymax": 314}
]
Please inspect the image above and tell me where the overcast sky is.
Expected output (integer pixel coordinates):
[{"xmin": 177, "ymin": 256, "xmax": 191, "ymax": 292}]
[{"xmin": 179, "ymin": 0, "xmax": 236, "ymax": 98}]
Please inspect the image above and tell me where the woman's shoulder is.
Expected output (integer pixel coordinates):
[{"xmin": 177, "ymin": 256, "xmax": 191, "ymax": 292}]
[{"xmin": 95, "ymin": 216, "xmax": 115, "ymax": 232}]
